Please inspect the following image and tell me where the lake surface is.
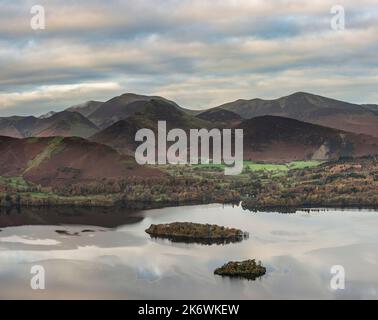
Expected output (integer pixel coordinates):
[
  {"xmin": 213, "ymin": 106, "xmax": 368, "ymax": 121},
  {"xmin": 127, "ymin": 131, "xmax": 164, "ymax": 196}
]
[{"xmin": 0, "ymin": 204, "xmax": 377, "ymax": 299}]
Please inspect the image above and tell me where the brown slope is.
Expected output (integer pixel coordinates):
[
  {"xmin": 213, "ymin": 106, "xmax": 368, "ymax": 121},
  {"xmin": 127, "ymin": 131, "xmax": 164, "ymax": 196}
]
[
  {"xmin": 217, "ymin": 92, "xmax": 378, "ymax": 137},
  {"xmin": 0, "ymin": 136, "xmax": 48, "ymax": 176},
  {"xmin": 237, "ymin": 116, "xmax": 378, "ymax": 162},
  {"xmin": 0, "ymin": 136, "xmax": 162, "ymax": 187}
]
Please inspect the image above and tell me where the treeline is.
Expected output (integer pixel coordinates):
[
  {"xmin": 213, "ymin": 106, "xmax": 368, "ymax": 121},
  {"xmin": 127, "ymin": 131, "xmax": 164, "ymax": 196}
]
[
  {"xmin": 54, "ymin": 176, "xmax": 246, "ymax": 206},
  {"xmin": 0, "ymin": 174, "xmax": 259, "ymax": 209}
]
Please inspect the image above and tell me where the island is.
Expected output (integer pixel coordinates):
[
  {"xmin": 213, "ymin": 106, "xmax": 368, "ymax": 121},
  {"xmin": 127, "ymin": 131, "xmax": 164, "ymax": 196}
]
[
  {"xmin": 214, "ymin": 259, "xmax": 266, "ymax": 280},
  {"xmin": 145, "ymin": 222, "xmax": 249, "ymax": 244}
]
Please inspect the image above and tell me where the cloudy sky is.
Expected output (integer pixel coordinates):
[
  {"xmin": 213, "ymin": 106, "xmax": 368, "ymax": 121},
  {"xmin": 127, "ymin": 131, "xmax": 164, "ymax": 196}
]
[{"xmin": 0, "ymin": 0, "xmax": 377, "ymax": 116}]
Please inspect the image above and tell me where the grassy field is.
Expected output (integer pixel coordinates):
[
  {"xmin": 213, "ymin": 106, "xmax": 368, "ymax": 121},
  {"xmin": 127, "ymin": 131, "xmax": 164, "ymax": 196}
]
[{"xmin": 195, "ymin": 160, "xmax": 323, "ymax": 172}]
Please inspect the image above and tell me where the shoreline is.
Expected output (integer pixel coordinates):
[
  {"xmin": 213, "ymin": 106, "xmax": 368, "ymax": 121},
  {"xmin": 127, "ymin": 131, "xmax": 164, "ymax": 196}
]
[
  {"xmin": 2, "ymin": 200, "xmax": 378, "ymax": 213},
  {"xmin": 1, "ymin": 202, "xmax": 378, "ymax": 229},
  {"xmin": 241, "ymin": 203, "xmax": 378, "ymax": 213}
]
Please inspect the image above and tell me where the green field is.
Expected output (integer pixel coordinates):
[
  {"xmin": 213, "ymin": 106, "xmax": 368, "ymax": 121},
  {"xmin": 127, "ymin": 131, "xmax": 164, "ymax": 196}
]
[{"xmin": 196, "ymin": 160, "xmax": 323, "ymax": 172}]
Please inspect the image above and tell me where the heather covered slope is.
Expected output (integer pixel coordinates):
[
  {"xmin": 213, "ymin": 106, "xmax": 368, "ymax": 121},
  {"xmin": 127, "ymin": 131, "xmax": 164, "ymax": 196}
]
[
  {"xmin": 237, "ymin": 116, "xmax": 378, "ymax": 162},
  {"xmin": 0, "ymin": 136, "xmax": 162, "ymax": 188},
  {"xmin": 217, "ymin": 92, "xmax": 378, "ymax": 137}
]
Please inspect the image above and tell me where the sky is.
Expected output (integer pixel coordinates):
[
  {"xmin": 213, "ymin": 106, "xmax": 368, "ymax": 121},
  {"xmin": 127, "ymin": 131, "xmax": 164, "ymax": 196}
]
[{"xmin": 0, "ymin": 0, "xmax": 377, "ymax": 116}]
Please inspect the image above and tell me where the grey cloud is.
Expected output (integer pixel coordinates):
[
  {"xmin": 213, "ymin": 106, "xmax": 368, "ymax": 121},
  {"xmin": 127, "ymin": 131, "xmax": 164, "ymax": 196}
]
[{"xmin": 0, "ymin": 0, "xmax": 377, "ymax": 114}]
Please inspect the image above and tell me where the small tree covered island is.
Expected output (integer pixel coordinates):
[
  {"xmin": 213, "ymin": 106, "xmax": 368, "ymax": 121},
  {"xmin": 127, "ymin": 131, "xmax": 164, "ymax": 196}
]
[
  {"xmin": 214, "ymin": 260, "xmax": 266, "ymax": 280},
  {"xmin": 145, "ymin": 222, "xmax": 249, "ymax": 244}
]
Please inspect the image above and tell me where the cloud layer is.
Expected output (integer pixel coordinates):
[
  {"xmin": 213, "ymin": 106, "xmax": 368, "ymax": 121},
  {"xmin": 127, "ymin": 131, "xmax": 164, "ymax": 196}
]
[{"xmin": 0, "ymin": 0, "xmax": 377, "ymax": 115}]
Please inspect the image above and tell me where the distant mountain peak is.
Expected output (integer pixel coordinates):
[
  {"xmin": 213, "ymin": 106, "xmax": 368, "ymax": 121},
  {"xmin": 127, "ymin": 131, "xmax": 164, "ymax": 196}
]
[
  {"xmin": 87, "ymin": 92, "xmax": 192, "ymax": 129},
  {"xmin": 287, "ymin": 91, "xmax": 314, "ymax": 97}
]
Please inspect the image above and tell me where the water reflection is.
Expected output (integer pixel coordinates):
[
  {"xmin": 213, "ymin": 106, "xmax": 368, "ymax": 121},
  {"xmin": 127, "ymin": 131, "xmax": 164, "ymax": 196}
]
[
  {"xmin": 0, "ymin": 204, "xmax": 377, "ymax": 299},
  {"xmin": 0, "ymin": 206, "xmax": 143, "ymax": 228}
]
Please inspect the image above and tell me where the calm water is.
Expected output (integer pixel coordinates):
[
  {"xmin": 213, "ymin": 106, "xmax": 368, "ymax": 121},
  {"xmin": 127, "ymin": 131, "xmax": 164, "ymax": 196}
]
[{"xmin": 0, "ymin": 204, "xmax": 377, "ymax": 299}]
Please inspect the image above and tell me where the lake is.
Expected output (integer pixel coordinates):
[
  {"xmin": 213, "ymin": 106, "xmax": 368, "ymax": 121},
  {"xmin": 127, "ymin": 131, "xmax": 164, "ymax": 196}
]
[{"xmin": 0, "ymin": 204, "xmax": 377, "ymax": 299}]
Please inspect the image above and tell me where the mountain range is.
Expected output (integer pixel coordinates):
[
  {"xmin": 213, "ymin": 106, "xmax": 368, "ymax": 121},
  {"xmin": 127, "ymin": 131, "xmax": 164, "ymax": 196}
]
[
  {"xmin": 214, "ymin": 92, "xmax": 378, "ymax": 138},
  {"xmin": 1, "ymin": 91, "xmax": 378, "ymax": 184},
  {"xmin": 0, "ymin": 111, "xmax": 98, "ymax": 139}
]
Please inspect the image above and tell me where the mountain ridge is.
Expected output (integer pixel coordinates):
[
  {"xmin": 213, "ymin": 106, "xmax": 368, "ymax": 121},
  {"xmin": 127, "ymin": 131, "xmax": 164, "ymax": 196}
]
[
  {"xmin": 214, "ymin": 92, "xmax": 378, "ymax": 137},
  {"xmin": 0, "ymin": 111, "xmax": 99, "ymax": 139}
]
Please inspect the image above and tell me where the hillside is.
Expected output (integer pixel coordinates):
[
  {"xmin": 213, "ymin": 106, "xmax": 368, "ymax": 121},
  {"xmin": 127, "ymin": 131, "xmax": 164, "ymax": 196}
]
[
  {"xmin": 237, "ymin": 116, "xmax": 378, "ymax": 162},
  {"xmin": 90, "ymin": 119, "xmax": 141, "ymax": 155},
  {"xmin": 217, "ymin": 92, "xmax": 378, "ymax": 137},
  {"xmin": 0, "ymin": 111, "xmax": 99, "ymax": 138},
  {"xmin": 196, "ymin": 108, "xmax": 242, "ymax": 127},
  {"xmin": 0, "ymin": 136, "xmax": 162, "ymax": 188},
  {"xmin": 362, "ymin": 104, "xmax": 378, "ymax": 116},
  {"xmin": 33, "ymin": 111, "xmax": 99, "ymax": 138},
  {"xmin": 90, "ymin": 99, "xmax": 211, "ymax": 155}
]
